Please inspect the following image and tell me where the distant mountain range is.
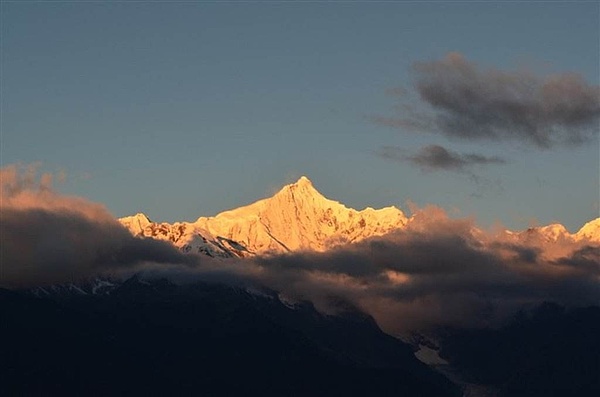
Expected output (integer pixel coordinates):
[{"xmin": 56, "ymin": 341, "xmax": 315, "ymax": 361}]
[{"xmin": 119, "ymin": 176, "xmax": 600, "ymax": 257}]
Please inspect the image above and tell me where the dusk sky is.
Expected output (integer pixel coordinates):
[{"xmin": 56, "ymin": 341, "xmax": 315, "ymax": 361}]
[{"xmin": 3, "ymin": 1, "xmax": 599, "ymax": 232}]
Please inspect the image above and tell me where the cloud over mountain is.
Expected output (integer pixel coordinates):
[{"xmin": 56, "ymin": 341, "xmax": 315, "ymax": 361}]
[
  {"xmin": 247, "ymin": 208, "xmax": 599, "ymax": 334},
  {"xmin": 0, "ymin": 165, "xmax": 197, "ymax": 287},
  {"xmin": 1, "ymin": 165, "xmax": 598, "ymax": 337},
  {"xmin": 375, "ymin": 52, "xmax": 600, "ymax": 148}
]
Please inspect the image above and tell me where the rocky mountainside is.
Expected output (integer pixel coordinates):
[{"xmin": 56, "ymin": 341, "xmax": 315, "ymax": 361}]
[{"xmin": 119, "ymin": 213, "xmax": 251, "ymax": 258}]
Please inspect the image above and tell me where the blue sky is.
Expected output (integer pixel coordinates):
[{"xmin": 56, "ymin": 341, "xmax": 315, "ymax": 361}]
[{"xmin": 2, "ymin": 1, "xmax": 599, "ymax": 232}]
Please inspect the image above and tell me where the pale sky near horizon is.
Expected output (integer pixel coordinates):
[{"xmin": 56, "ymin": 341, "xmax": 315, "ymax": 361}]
[{"xmin": 2, "ymin": 1, "xmax": 599, "ymax": 232}]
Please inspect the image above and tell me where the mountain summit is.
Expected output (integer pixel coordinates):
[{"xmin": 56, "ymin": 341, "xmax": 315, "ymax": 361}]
[
  {"xmin": 119, "ymin": 176, "xmax": 407, "ymax": 255},
  {"xmin": 194, "ymin": 176, "xmax": 408, "ymax": 253}
]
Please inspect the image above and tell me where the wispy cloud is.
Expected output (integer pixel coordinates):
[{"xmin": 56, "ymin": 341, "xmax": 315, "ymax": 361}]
[
  {"xmin": 375, "ymin": 52, "xmax": 600, "ymax": 148},
  {"xmin": 377, "ymin": 144, "xmax": 505, "ymax": 172}
]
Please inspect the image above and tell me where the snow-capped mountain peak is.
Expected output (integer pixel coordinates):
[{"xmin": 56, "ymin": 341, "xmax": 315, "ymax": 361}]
[
  {"xmin": 505, "ymin": 218, "xmax": 600, "ymax": 244},
  {"xmin": 193, "ymin": 176, "xmax": 407, "ymax": 253},
  {"xmin": 119, "ymin": 213, "xmax": 152, "ymax": 235},
  {"xmin": 575, "ymin": 218, "xmax": 600, "ymax": 242},
  {"xmin": 296, "ymin": 175, "xmax": 313, "ymax": 186},
  {"xmin": 538, "ymin": 223, "xmax": 570, "ymax": 241},
  {"xmin": 119, "ymin": 176, "xmax": 408, "ymax": 255}
]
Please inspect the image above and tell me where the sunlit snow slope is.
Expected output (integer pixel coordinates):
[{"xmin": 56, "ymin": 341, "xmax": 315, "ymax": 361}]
[
  {"xmin": 120, "ymin": 176, "xmax": 599, "ymax": 256},
  {"xmin": 120, "ymin": 176, "xmax": 407, "ymax": 255}
]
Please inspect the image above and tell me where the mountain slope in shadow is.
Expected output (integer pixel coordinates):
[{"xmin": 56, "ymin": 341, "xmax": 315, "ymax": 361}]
[{"xmin": 1, "ymin": 278, "xmax": 459, "ymax": 396}]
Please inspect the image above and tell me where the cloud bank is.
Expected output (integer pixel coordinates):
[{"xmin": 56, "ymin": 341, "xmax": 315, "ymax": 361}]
[
  {"xmin": 1, "ymin": 165, "xmax": 598, "ymax": 336},
  {"xmin": 375, "ymin": 52, "xmax": 600, "ymax": 148},
  {"xmin": 0, "ymin": 165, "xmax": 198, "ymax": 287},
  {"xmin": 247, "ymin": 208, "xmax": 599, "ymax": 335}
]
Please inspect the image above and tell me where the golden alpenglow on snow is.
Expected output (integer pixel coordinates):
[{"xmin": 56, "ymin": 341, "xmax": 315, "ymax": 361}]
[
  {"xmin": 119, "ymin": 176, "xmax": 600, "ymax": 258},
  {"xmin": 120, "ymin": 176, "xmax": 408, "ymax": 255}
]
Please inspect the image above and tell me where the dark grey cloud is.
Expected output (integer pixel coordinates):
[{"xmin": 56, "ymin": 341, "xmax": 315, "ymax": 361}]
[
  {"xmin": 2, "ymin": 165, "xmax": 598, "ymax": 337},
  {"xmin": 4, "ymin": 196, "xmax": 598, "ymax": 336},
  {"xmin": 377, "ymin": 144, "xmax": 505, "ymax": 172},
  {"xmin": 0, "ymin": 165, "xmax": 200, "ymax": 287},
  {"xmin": 490, "ymin": 242, "xmax": 541, "ymax": 264},
  {"xmin": 243, "ymin": 211, "xmax": 600, "ymax": 335},
  {"xmin": 0, "ymin": 208, "xmax": 199, "ymax": 287},
  {"xmin": 554, "ymin": 245, "xmax": 600, "ymax": 274},
  {"xmin": 375, "ymin": 52, "xmax": 600, "ymax": 148}
]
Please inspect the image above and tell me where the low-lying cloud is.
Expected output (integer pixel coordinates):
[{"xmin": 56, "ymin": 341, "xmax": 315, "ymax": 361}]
[
  {"xmin": 247, "ymin": 210, "xmax": 599, "ymax": 335},
  {"xmin": 1, "ymin": 164, "xmax": 598, "ymax": 337},
  {"xmin": 0, "ymin": 165, "xmax": 198, "ymax": 287},
  {"xmin": 377, "ymin": 144, "xmax": 506, "ymax": 172},
  {"xmin": 375, "ymin": 52, "xmax": 600, "ymax": 148}
]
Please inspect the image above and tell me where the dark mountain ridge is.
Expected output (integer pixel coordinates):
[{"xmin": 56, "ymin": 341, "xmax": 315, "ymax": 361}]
[
  {"xmin": 1, "ymin": 277, "xmax": 459, "ymax": 396},
  {"xmin": 435, "ymin": 302, "xmax": 600, "ymax": 397}
]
